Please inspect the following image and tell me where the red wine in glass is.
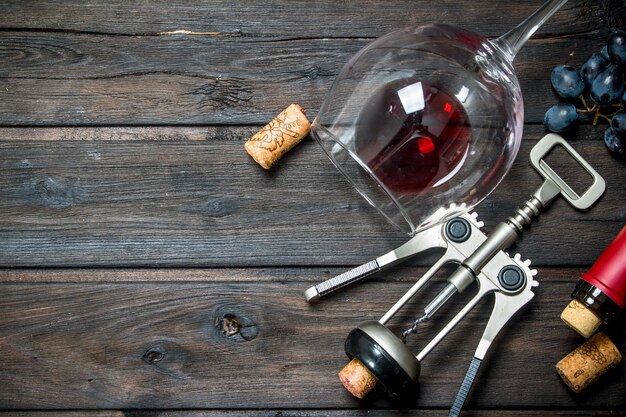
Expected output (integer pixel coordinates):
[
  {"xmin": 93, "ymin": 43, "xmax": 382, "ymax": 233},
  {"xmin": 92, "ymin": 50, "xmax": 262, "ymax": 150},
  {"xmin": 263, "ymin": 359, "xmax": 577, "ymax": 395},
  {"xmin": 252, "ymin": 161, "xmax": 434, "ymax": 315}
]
[{"xmin": 355, "ymin": 80, "xmax": 471, "ymax": 194}]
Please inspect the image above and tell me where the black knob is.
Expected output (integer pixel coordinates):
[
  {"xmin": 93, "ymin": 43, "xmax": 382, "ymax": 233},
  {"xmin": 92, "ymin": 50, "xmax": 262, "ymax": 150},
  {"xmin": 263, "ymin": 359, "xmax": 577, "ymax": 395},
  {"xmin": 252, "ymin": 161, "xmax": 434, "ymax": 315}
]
[
  {"xmin": 498, "ymin": 265, "xmax": 526, "ymax": 291},
  {"xmin": 445, "ymin": 218, "xmax": 471, "ymax": 243}
]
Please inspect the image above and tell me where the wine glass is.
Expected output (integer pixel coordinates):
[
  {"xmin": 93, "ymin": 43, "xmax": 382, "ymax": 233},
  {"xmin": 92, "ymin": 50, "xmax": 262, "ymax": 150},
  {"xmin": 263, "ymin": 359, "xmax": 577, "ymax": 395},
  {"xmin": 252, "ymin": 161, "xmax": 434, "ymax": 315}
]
[{"xmin": 313, "ymin": 0, "xmax": 568, "ymax": 235}]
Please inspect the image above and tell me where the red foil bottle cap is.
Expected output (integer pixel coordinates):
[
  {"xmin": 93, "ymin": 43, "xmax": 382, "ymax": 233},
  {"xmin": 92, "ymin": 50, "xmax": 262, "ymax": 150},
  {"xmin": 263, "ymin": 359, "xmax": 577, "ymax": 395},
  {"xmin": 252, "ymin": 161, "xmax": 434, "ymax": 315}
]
[{"xmin": 582, "ymin": 226, "xmax": 626, "ymax": 309}]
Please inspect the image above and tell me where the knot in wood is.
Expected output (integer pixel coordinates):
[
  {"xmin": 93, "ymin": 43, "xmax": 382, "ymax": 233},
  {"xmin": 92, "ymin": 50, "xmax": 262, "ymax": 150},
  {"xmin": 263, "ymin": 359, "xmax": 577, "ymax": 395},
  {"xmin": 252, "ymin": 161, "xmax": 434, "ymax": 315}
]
[
  {"xmin": 199, "ymin": 197, "xmax": 237, "ymax": 217},
  {"xmin": 221, "ymin": 313, "xmax": 241, "ymax": 337},
  {"xmin": 23, "ymin": 176, "xmax": 85, "ymax": 208},
  {"xmin": 143, "ymin": 346, "xmax": 166, "ymax": 363},
  {"xmin": 213, "ymin": 307, "xmax": 259, "ymax": 342}
]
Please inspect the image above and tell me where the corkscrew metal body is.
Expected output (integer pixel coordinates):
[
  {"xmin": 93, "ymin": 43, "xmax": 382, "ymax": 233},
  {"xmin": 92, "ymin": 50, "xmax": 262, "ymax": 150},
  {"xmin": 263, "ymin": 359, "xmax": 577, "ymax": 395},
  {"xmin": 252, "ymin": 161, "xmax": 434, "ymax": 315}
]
[{"xmin": 304, "ymin": 134, "xmax": 605, "ymax": 416}]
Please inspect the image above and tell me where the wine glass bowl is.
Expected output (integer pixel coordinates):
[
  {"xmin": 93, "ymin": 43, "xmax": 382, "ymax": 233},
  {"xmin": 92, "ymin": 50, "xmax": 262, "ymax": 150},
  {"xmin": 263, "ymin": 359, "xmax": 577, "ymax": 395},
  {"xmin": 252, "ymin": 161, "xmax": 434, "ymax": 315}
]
[{"xmin": 313, "ymin": 24, "xmax": 524, "ymax": 235}]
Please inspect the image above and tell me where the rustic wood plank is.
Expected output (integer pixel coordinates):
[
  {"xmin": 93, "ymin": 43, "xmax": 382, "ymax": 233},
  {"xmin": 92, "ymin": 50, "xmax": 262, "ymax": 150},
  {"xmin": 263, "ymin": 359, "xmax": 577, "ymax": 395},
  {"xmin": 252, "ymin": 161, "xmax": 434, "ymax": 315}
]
[
  {"xmin": 0, "ymin": 265, "xmax": 589, "ymax": 284},
  {"xmin": 0, "ymin": 270, "xmax": 624, "ymax": 409},
  {"xmin": 2, "ymin": 411, "xmax": 625, "ymax": 417},
  {"xmin": 0, "ymin": 0, "xmax": 611, "ymax": 38},
  {"xmin": 0, "ymin": 125, "xmax": 623, "ymax": 268},
  {"xmin": 0, "ymin": 127, "xmax": 247, "ymax": 142},
  {"xmin": 0, "ymin": 0, "xmax": 620, "ymax": 127},
  {"xmin": 0, "ymin": 30, "xmax": 616, "ymax": 126}
]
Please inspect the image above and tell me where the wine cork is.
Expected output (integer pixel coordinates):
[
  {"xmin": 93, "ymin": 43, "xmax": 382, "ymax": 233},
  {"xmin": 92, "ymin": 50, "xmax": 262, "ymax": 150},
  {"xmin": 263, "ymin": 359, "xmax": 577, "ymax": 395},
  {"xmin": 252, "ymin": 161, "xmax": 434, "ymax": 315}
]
[
  {"xmin": 244, "ymin": 104, "xmax": 311, "ymax": 169},
  {"xmin": 561, "ymin": 299, "xmax": 602, "ymax": 338},
  {"xmin": 555, "ymin": 332, "xmax": 622, "ymax": 393},
  {"xmin": 338, "ymin": 358, "xmax": 377, "ymax": 399}
]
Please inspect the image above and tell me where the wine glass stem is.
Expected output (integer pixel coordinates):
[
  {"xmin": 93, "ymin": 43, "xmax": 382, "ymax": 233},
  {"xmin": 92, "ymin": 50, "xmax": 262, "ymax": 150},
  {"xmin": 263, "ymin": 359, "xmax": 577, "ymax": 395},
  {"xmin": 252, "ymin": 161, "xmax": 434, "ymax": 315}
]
[{"xmin": 493, "ymin": 0, "xmax": 569, "ymax": 62}]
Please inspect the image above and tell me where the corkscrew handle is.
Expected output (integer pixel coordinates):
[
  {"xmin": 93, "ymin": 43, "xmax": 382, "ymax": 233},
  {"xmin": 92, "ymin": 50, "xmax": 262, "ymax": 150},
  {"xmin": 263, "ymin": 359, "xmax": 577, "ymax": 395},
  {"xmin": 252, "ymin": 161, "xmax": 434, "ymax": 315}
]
[{"xmin": 529, "ymin": 133, "xmax": 605, "ymax": 210}]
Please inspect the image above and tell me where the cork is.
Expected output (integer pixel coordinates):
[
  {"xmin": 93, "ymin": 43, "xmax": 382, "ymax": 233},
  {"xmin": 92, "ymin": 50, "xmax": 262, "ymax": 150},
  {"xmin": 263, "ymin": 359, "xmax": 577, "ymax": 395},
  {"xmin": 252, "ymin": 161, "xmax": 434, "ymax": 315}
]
[
  {"xmin": 244, "ymin": 104, "xmax": 311, "ymax": 169},
  {"xmin": 556, "ymin": 332, "xmax": 622, "ymax": 393},
  {"xmin": 561, "ymin": 299, "xmax": 603, "ymax": 338},
  {"xmin": 338, "ymin": 358, "xmax": 378, "ymax": 399}
]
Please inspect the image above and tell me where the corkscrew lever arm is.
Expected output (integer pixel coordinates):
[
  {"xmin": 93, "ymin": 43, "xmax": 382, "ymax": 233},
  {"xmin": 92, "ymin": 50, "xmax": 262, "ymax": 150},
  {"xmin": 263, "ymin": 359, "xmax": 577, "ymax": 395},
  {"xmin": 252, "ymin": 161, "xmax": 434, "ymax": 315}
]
[
  {"xmin": 305, "ymin": 225, "xmax": 447, "ymax": 302},
  {"xmin": 448, "ymin": 273, "xmax": 537, "ymax": 417}
]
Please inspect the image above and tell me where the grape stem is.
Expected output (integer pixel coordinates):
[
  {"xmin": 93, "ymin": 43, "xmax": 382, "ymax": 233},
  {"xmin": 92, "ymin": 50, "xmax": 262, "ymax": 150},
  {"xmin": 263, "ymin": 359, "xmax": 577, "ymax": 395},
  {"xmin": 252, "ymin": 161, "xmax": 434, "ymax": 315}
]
[
  {"xmin": 579, "ymin": 95, "xmax": 591, "ymax": 112},
  {"xmin": 592, "ymin": 107, "xmax": 622, "ymax": 126},
  {"xmin": 576, "ymin": 94, "xmax": 623, "ymax": 126}
]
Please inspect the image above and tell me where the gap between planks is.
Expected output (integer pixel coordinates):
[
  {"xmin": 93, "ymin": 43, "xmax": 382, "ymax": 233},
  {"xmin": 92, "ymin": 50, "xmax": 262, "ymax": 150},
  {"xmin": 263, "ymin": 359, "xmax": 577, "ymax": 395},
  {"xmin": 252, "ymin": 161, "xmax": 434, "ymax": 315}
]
[
  {"xmin": 0, "ymin": 124, "xmax": 606, "ymax": 142},
  {"xmin": 0, "ymin": 266, "xmax": 586, "ymax": 283},
  {"xmin": 0, "ymin": 411, "xmax": 623, "ymax": 417},
  {"xmin": 0, "ymin": 126, "xmax": 257, "ymax": 142}
]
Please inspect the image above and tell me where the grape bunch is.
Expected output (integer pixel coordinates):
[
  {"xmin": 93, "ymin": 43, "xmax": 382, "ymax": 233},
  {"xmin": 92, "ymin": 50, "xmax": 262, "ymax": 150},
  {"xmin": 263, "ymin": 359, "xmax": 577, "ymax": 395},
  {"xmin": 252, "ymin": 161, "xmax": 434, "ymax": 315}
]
[{"xmin": 544, "ymin": 31, "xmax": 626, "ymax": 158}]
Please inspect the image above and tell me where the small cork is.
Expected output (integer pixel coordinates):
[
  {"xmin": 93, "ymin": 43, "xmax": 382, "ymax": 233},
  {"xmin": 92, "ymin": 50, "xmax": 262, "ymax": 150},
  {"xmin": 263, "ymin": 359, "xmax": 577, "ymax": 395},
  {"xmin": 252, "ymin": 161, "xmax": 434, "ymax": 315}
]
[
  {"xmin": 244, "ymin": 104, "xmax": 311, "ymax": 169},
  {"xmin": 561, "ymin": 299, "xmax": 602, "ymax": 338},
  {"xmin": 556, "ymin": 332, "xmax": 622, "ymax": 393},
  {"xmin": 338, "ymin": 358, "xmax": 378, "ymax": 399}
]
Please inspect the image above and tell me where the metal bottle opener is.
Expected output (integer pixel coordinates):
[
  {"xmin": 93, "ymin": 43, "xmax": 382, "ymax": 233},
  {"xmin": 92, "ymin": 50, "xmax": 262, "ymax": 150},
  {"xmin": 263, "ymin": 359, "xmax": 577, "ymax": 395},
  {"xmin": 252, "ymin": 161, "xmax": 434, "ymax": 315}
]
[{"xmin": 304, "ymin": 134, "xmax": 605, "ymax": 416}]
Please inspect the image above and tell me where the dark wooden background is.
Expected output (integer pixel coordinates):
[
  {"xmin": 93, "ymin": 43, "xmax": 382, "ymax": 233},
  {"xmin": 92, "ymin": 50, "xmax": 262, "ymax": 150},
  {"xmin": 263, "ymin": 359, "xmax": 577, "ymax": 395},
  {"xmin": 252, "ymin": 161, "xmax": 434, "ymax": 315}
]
[{"xmin": 1, "ymin": 0, "xmax": 625, "ymax": 416}]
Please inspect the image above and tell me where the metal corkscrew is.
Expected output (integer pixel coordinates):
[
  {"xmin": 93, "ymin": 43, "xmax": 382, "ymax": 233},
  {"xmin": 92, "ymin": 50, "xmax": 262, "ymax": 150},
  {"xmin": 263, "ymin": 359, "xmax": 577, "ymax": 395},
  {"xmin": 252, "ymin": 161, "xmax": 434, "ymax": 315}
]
[{"xmin": 304, "ymin": 134, "xmax": 605, "ymax": 416}]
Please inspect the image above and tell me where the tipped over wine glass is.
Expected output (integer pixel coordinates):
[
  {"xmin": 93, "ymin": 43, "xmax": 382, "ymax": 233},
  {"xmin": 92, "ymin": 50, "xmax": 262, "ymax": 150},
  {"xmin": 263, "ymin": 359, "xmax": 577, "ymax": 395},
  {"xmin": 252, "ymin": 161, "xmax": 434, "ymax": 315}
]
[{"xmin": 313, "ymin": 0, "xmax": 569, "ymax": 235}]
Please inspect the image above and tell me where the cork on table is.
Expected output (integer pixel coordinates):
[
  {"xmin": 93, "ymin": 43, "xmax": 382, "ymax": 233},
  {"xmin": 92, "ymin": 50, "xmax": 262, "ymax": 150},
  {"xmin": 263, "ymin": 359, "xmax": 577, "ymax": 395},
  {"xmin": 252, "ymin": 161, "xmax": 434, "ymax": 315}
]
[{"xmin": 0, "ymin": 1, "xmax": 625, "ymax": 416}]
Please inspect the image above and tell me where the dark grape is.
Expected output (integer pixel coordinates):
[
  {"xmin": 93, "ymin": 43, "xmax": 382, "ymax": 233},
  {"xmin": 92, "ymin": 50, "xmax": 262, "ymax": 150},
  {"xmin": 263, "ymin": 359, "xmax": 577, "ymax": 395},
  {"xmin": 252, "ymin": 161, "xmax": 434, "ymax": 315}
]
[
  {"xmin": 580, "ymin": 53, "xmax": 609, "ymax": 88},
  {"xmin": 612, "ymin": 111, "xmax": 626, "ymax": 135},
  {"xmin": 590, "ymin": 64, "xmax": 625, "ymax": 104},
  {"xmin": 607, "ymin": 31, "xmax": 626, "ymax": 65},
  {"xmin": 601, "ymin": 45, "xmax": 610, "ymax": 62},
  {"xmin": 551, "ymin": 65, "xmax": 585, "ymax": 99},
  {"xmin": 544, "ymin": 103, "xmax": 578, "ymax": 132},
  {"xmin": 604, "ymin": 127, "xmax": 626, "ymax": 158}
]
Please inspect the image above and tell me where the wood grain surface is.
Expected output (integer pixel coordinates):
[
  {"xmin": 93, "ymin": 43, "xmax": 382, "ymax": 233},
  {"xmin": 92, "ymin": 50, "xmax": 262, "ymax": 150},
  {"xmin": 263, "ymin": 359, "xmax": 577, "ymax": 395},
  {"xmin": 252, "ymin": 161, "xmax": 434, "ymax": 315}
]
[
  {"xmin": 0, "ymin": 1, "xmax": 622, "ymax": 125},
  {"xmin": 0, "ymin": 268, "xmax": 624, "ymax": 410},
  {"xmin": 0, "ymin": 0, "xmax": 625, "ymax": 415},
  {"xmin": 2, "ymin": 412, "xmax": 624, "ymax": 417},
  {"xmin": 0, "ymin": 125, "xmax": 624, "ymax": 268}
]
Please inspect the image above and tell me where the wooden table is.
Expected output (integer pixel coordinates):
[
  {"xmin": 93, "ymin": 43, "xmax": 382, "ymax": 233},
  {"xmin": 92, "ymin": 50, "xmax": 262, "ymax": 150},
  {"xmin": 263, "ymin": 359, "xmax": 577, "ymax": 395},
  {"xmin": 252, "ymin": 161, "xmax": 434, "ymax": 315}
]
[{"xmin": 1, "ymin": 1, "xmax": 625, "ymax": 416}]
